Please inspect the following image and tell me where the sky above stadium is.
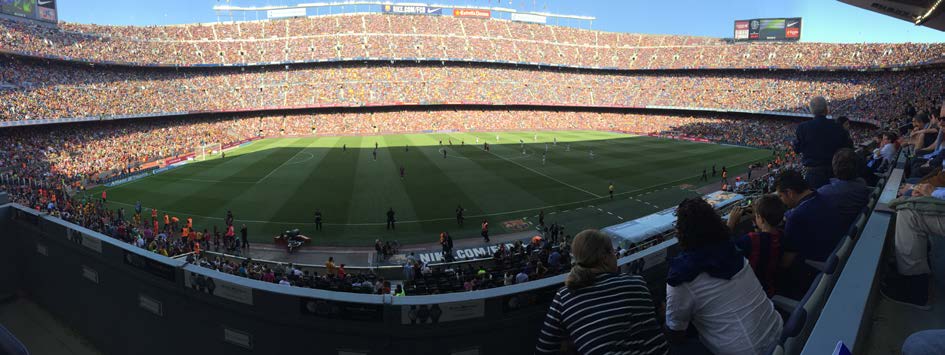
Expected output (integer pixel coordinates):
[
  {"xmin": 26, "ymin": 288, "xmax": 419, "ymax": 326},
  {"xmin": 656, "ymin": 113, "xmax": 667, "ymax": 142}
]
[{"xmin": 59, "ymin": 0, "xmax": 945, "ymax": 43}]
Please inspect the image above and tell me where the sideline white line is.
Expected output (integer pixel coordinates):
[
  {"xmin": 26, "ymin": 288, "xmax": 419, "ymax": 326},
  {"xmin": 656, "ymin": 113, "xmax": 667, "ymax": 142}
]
[
  {"xmin": 256, "ymin": 140, "xmax": 313, "ymax": 183},
  {"xmin": 148, "ymin": 176, "xmax": 257, "ymax": 184}
]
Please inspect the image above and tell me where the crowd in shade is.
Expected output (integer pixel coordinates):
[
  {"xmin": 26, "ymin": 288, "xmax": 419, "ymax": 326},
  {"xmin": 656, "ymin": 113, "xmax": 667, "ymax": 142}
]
[
  {"xmin": 1, "ymin": 15, "xmax": 942, "ymax": 68},
  {"xmin": 179, "ymin": 230, "xmax": 577, "ymax": 295},
  {"xmin": 1, "ymin": 57, "xmax": 943, "ymax": 124},
  {"xmin": 2, "ymin": 11, "xmax": 944, "ymax": 355}
]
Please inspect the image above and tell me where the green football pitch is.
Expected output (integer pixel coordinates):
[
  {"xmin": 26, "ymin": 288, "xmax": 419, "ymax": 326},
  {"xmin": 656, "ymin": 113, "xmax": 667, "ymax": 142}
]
[{"xmin": 89, "ymin": 131, "xmax": 771, "ymax": 246}]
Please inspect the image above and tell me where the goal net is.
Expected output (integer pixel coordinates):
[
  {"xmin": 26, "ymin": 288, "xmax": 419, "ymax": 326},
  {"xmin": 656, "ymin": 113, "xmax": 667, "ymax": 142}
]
[{"xmin": 195, "ymin": 143, "xmax": 223, "ymax": 161}]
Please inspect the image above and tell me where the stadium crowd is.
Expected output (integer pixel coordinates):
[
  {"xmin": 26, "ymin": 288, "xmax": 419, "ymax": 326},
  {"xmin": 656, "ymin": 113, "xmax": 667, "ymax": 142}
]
[
  {"xmin": 2, "ymin": 57, "xmax": 942, "ymax": 125},
  {"xmin": 1, "ymin": 11, "xmax": 943, "ymax": 355},
  {"xmin": 1, "ymin": 15, "xmax": 942, "ymax": 69},
  {"xmin": 4, "ymin": 88, "xmax": 940, "ymax": 353}
]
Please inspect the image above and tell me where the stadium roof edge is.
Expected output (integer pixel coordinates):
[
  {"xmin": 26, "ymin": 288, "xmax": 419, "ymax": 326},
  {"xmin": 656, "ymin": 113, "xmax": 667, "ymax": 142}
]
[
  {"xmin": 211, "ymin": 1, "xmax": 596, "ymax": 21},
  {"xmin": 840, "ymin": 0, "xmax": 945, "ymax": 31}
]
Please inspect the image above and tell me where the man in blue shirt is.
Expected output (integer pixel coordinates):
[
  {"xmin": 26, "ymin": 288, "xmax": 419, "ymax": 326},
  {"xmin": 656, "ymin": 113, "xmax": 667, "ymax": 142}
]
[
  {"xmin": 775, "ymin": 169, "xmax": 847, "ymax": 298},
  {"xmin": 817, "ymin": 148, "xmax": 871, "ymax": 230},
  {"xmin": 793, "ymin": 96, "xmax": 854, "ymax": 189}
]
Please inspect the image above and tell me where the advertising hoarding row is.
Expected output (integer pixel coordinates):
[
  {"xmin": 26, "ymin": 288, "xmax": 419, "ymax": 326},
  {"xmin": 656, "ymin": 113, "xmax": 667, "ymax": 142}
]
[
  {"xmin": 510, "ymin": 12, "xmax": 546, "ymax": 24},
  {"xmin": 267, "ymin": 8, "xmax": 306, "ymax": 19},
  {"xmin": 380, "ymin": 5, "xmax": 491, "ymax": 18},
  {"xmin": 381, "ymin": 5, "xmax": 442, "ymax": 15},
  {"xmin": 734, "ymin": 18, "xmax": 801, "ymax": 41},
  {"xmin": 453, "ymin": 8, "xmax": 490, "ymax": 18}
]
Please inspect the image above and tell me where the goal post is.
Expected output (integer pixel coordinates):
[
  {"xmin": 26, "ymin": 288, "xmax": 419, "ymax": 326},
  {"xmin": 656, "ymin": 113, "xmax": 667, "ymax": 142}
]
[{"xmin": 195, "ymin": 143, "xmax": 223, "ymax": 161}]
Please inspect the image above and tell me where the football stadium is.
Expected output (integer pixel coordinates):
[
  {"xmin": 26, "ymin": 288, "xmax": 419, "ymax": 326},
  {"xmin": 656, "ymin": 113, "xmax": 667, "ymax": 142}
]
[{"xmin": 0, "ymin": 1, "xmax": 944, "ymax": 354}]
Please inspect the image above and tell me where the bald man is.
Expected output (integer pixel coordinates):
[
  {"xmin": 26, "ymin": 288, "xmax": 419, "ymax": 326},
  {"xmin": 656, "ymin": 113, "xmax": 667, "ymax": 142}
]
[{"xmin": 793, "ymin": 96, "xmax": 854, "ymax": 189}]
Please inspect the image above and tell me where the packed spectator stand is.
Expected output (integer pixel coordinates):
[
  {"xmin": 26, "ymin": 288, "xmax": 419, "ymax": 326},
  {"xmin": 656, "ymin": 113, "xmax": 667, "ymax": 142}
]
[
  {"xmin": 2, "ymin": 11, "xmax": 945, "ymax": 355},
  {"xmin": 1, "ymin": 15, "xmax": 942, "ymax": 69},
  {"xmin": 1, "ymin": 56, "xmax": 942, "ymax": 125}
]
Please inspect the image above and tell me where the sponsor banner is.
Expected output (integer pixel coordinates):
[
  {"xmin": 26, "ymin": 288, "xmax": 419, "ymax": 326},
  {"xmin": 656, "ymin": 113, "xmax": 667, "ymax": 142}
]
[
  {"xmin": 647, "ymin": 133, "xmax": 710, "ymax": 143},
  {"xmin": 164, "ymin": 156, "xmax": 185, "ymax": 166},
  {"xmin": 164, "ymin": 153, "xmax": 195, "ymax": 166},
  {"xmin": 502, "ymin": 219, "xmax": 530, "ymax": 232},
  {"xmin": 453, "ymin": 8, "xmax": 490, "ymax": 18},
  {"xmin": 785, "ymin": 18, "xmax": 801, "ymax": 39},
  {"xmin": 411, "ymin": 242, "xmax": 530, "ymax": 264},
  {"xmin": 510, "ymin": 12, "xmax": 546, "ymax": 24},
  {"xmin": 82, "ymin": 265, "xmax": 99, "ymax": 284},
  {"xmin": 139, "ymin": 161, "xmax": 161, "ymax": 170},
  {"xmin": 300, "ymin": 298, "xmax": 384, "ymax": 321},
  {"xmin": 401, "ymin": 300, "xmax": 485, "ymax": 324},
  {"xmin": 138, "ymin": 293, "xmax": 164, "ymax": 316},
  {"xmin": 36, "ymin": 0, "xmax": 55, "ymax": 22},
  {"xmin": 502, "ymin": 285, "xmax": 557, "ymax": 313},
  {"xmin": 104, "ymin": 170, "xmax": 152, "ymax": 187},
  {"xmin": 66, "ymin": 228, "xmax": 103, "ymax": 253},
  {"xmin": 222, "ymin": 138, "xmax": 254, "ymax": 150},
  {"xmin": 124, "ymin": 251, "xmax": 177, "ymax": 282},
  {"xmin": 266, "ymin": 7, "xmax": 305, "ymax": 19},
  {"xmin": 381, "ymin": 5, "xmax": 442, "ymax": 15},
  {"xmin": 184, "ymin": 270, "xmax": 254, "ymax": 305},
  {"xmin": 36, "ymin": 243, "xmax": 47, "ymax": 256},
  {"xmin": 151, "ymin": 165, "xmax": 176, "ymax": 175},
  {"xmin": 223, "ymin": 328, "xmax": 253, "ymax": 350}
]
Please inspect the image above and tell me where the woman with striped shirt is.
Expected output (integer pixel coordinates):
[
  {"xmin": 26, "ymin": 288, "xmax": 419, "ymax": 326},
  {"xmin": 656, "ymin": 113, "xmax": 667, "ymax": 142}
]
[{"xmin": 536, "ymin": 230, "xmax": 669, "ymax": 355}]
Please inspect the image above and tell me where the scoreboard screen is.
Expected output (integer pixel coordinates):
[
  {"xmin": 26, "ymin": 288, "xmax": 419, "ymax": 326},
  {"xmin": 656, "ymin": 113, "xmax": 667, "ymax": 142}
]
[
  {"xmin": 0, "ymin": 0, "xmax": 57, "ymax": 23},
  {"xmin": 734, "ymin": 18, "xmax": 801, "ymax": 42}
]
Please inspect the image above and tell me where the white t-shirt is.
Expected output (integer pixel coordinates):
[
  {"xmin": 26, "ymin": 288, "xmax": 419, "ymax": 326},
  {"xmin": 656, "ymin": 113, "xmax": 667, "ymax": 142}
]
[
  {"xmin": 878, "ymin": 143, "xmax": 897, "ymax": 163},
  {"xmin": 665, "ymin": 259, "xmax": 782, "ymax": 355}
]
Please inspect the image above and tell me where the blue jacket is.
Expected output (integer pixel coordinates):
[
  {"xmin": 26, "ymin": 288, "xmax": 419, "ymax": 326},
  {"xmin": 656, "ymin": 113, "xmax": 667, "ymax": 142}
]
[
  {"xmin": 817, "ymin": 178, "xmax": 870, "ymax": 229},
  {"xmin": 784, "ymin": 191, "xmax": 847, "ymax": 264},
  {"xmin": 793, "ymin": 116, "xmax": 854, "ymax": 167}
]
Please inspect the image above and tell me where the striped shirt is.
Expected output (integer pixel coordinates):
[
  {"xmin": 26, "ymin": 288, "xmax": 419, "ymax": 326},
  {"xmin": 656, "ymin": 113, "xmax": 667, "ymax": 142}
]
[{"xmin": 536, "ymin": 273, "xmax": 668, "ymax": 355}]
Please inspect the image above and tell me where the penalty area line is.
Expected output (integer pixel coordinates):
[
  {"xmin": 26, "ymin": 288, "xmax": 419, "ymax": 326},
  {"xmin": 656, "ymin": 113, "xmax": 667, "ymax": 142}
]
[
  {"xmin": 255, "ymin": 139, "xmax": 314, "ymax": 183},
  {"xmin": 478, "ymin": 141, "xmax": 602, "ymax": 199}
]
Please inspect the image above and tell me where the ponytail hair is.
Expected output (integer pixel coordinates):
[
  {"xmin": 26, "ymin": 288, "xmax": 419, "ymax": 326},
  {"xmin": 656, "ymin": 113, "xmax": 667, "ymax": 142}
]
[{"xmin": 565, "ymin": 230, "xmax": 615, "ymax": 290}]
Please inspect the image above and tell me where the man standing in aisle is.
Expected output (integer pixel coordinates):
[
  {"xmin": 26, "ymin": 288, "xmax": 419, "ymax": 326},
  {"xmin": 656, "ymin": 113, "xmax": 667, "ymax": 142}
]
[
  {"xmin": 456, "ymin": 204, "xmax": 465, "ymax": 227},
  {"xmin": 240, "ymin": 224, "xmax": 249, "ymax": 250},
  {"xmin": 387, "ymin": 207, "xmax": 396, "ymax": 231},
  {"xmin": 314, "ymin": 209, "xmax": 323, "ymax": 232},
  {"xmin": 481, "ymin": 219, "xmax": 490, "ymax": 243},
  {"xmin": 793, "ymin": 96, "xmax": 854, "ymax": 188}
]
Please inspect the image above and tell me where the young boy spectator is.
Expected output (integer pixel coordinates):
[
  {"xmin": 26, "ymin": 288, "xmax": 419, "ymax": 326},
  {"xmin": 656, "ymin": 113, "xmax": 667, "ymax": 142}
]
[{"xmin": 728, "ymin": 194, "xmax": 787, "ymax": 297}]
